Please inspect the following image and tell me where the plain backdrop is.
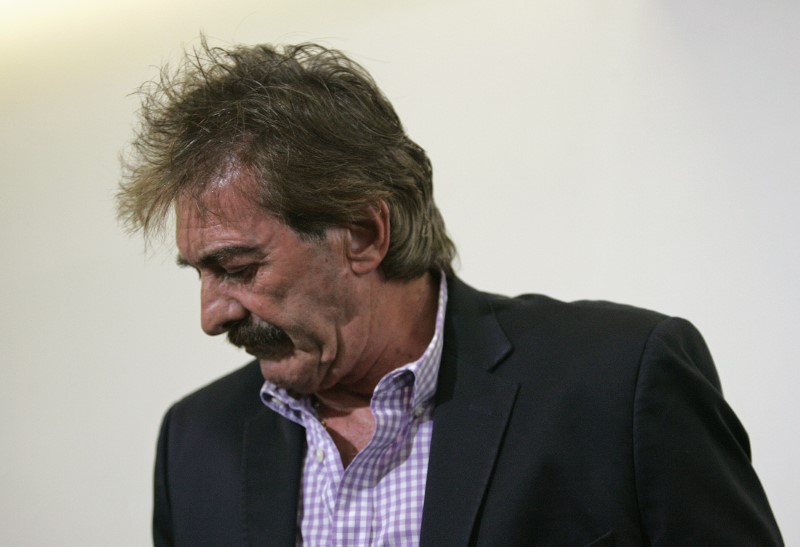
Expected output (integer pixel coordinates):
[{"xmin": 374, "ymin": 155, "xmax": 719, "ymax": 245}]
[{"xmin": 2, "ymin": 1, "xmax": 797, "ymax": 544}]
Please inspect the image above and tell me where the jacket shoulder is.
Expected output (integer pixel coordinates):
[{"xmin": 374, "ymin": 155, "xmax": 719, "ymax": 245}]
[
  {"xmin": 167, "ymin": 360, "xmax": 265, "ymax": 431},
  {"xmin": 478, "ymin": 286, "xmax": 669, "ymax": 354},
  {"xmin": 493, "ymin": 290, "xmax": 666, "ymax": 328}
]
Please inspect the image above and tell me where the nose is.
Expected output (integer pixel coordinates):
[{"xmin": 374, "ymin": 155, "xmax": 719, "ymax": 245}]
[{"xmin": 200, "ymin": 276, "xmax": 248, "ymax": 336}]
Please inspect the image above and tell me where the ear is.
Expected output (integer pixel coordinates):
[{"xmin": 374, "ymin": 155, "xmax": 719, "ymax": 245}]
[{"xmin": 346, "ymin": 200, "xmax": 390, "ymax": 275}]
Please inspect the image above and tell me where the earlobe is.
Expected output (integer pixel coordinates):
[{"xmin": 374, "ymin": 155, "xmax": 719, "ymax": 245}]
[{"xmin": 347, "ymin": 200, "xmax": 390, "ymax": 275}]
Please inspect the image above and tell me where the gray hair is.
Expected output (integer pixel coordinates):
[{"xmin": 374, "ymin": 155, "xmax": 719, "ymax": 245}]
[{"xmin": 117, "ymin": 39, "xmax": 455, "ymax": 279}]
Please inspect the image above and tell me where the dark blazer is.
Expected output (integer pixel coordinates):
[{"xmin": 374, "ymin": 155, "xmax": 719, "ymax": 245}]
[{"xmin": 154, "ymin": 277, "xmax": 782, "ymax": 546}]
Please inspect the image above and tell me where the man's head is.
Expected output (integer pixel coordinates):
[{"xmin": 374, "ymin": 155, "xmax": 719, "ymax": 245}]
[{"xmin": 117, "ymin": 39, "xmax": 455, "ymax": 280}]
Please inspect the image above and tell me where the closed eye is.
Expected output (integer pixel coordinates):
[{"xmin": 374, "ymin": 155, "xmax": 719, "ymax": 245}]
[
  {"xmin": 222, "ymin": 264, "xmax": 258, "ymax": 282},
  {"xmin": 177, "ymin": 247, "xmax": 263, "ymax": 283}
]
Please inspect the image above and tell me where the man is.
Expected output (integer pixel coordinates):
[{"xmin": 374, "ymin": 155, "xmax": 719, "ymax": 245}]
[{"xmin": 118, "ymin": 40, "xmax": 783, "ymax": 545}]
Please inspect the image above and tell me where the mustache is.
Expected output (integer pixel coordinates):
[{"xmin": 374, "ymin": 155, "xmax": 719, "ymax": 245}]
[{"xmin": 227, "ymin": 318, "xmax": 292, "ymax": 351}]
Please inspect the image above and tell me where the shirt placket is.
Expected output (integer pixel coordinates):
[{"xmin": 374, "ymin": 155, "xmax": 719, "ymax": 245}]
[{"xmin": 324, "ymin": 373, "xmax": 414, "ymax": 545}]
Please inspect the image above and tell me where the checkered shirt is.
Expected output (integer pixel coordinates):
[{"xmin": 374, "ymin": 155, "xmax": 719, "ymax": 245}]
[{"xmin": 260, "ymin": 275, "xmax": 447, "ymax": 546}]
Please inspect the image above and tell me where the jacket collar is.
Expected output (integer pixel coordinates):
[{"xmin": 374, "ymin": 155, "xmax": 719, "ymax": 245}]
[{"xmin": 420, "ymin": 277, "xmax": 519, "ymax": 546}]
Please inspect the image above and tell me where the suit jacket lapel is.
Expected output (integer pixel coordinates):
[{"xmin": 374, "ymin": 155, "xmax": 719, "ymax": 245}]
[
  {"xmin": 242, "ymin": 408, "xmax": 305, "ymax": 546},
  {"xmin": 420, "ymin": 278, "xmax": 520, "ymax": 546}
]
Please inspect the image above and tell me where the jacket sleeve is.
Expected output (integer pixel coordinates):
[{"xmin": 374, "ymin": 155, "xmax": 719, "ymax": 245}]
[{"xmin": 633, "ymin": 317, "xmax": 783, "ymax": 545}]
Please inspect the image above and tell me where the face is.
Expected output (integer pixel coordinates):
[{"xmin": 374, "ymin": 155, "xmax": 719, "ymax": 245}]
[{"xmin": 175, "ymin": 172, "xmax": 367, "ymax": 395}]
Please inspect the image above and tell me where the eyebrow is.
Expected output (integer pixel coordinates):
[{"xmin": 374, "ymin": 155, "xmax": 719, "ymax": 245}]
[{"xmin": 176, "ymin": 245, "xmax": 262, "ymax": 270}]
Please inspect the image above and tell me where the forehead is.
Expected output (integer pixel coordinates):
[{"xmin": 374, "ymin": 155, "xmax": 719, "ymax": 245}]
[
  {"xmin": 174, "ymin": 170, "xmax": 291, "ymax": 261},
  {"xmin": 176, "ymin": 169, "xmax": 266, "ymax": 229}
]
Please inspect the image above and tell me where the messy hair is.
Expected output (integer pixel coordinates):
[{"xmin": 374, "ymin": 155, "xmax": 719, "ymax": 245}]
[{"xmin": 117, "ymin": 38, "xmax": 455, "ymax": 279}]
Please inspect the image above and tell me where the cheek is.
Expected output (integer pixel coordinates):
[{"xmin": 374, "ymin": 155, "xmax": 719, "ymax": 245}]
[{"xmin": 248, "ymin": 270, "xmax": 290, "ymax": 306}]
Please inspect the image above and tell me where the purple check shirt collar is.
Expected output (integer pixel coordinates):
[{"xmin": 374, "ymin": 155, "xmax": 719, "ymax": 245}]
[{"xmin": 260, "ymin": 274, "xmax": 448, "ymax": 546}]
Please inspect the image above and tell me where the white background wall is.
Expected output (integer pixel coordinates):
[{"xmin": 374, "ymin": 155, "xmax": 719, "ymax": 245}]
[{"xmin": 2, "ymin": 0, "xmax": 797, "ymax": 544}]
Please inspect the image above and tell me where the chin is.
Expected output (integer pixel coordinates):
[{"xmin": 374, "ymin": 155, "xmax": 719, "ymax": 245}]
[{"xmin": 258, "ymin": 358, "xmax": 321, "ymax": 395}]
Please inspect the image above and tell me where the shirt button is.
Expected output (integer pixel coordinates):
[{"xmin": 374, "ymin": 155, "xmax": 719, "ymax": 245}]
[
  {"xmin": 413, "ymin": 406, "xmax": 425, "ymax": 418},
  {"xmin": 315, "ymin": 448, "xmax": 325, "ymax": 463}
]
